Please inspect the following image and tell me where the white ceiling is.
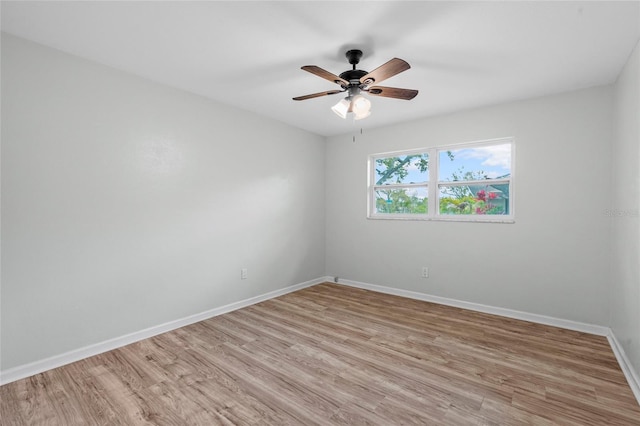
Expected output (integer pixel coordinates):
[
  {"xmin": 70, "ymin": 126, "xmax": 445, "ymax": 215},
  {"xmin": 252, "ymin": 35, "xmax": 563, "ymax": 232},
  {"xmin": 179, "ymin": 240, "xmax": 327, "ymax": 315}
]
[{"xmin": 2, "ymin": 1, "xmax": 639, "ymax": 137}]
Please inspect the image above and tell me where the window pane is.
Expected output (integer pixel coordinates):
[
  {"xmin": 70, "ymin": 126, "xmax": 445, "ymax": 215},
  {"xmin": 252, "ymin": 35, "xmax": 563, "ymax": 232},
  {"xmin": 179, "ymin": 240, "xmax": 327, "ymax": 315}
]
[
  {"xmin": 374, "ymin": 153, "xmax": 429, "ymax": 185},
  {"xmin": 375, "ymin": 187, "xmax": 428, "ymax": 214},
  {"xmin": 439, "ymin": 183, "xmax": 509, "ymax": 215},
  {"xmin": 438, "ymin": 144, "xmax": 511, "ymax": 182}
]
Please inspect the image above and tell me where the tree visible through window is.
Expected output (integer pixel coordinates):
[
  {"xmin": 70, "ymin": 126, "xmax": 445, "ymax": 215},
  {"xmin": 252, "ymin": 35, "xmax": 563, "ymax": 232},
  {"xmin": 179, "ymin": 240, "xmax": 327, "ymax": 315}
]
[
  {"xmin": 373, "ymin": 153, "xmax": 429, "ymax": 214},
  {"xmin": 369, "ymin": 138, "xmax": 514, "ymax": 222}
]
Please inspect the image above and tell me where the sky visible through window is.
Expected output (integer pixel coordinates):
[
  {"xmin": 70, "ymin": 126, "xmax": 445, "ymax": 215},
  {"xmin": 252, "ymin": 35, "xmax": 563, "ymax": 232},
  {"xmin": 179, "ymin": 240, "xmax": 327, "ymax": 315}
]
[
  {"xmin": 439, "ymin": 144, "xmax": 511, "ymax": 181},
  {"xmin": 380, "ymin": 144, "xmax": 511, "ymax": 184}
]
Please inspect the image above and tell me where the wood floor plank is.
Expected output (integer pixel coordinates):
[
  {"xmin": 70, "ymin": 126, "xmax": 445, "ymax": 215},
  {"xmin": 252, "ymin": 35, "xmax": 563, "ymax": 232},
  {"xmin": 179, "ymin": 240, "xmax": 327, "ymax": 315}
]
[{"xmin": 2, "ymin": 283, "xmax": 639, "ymax": 425}]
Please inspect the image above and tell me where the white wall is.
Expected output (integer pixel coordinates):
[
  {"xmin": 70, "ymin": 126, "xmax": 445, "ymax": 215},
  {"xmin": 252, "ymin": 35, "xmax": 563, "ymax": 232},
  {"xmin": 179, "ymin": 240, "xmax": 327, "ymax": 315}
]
[
  {"xmin": 326, "ymin": 86, "xmax": 613, "ymax": 326},
  {"xmin": 0, "ymin": 34, "xmax": 326, "ymax": 370},
  {"xmin": 611, "ymin": 40, "xmax": 640, "ymax": 376}
]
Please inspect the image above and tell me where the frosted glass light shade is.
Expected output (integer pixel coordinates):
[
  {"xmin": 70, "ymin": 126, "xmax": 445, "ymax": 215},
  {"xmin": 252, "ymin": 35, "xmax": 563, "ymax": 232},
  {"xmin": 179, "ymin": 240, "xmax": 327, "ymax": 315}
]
[
  {"xmin": 351, "ymin": 95, "xmax": 371, "ymax": 120},
  {"xmin": 331, "ymin": 98, "xmax": 350, "ymax": 119}
]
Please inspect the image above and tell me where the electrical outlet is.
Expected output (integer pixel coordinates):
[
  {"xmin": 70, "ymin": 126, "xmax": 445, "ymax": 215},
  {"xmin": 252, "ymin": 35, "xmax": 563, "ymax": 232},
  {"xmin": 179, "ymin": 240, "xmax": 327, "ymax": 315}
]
[
  {"xmin": 241, "ymin": 268, "xmax": 248, "ymax": 280},
  {"xmin": 421, "ymin": 267, "xmax": 429, "ymax": 278}
]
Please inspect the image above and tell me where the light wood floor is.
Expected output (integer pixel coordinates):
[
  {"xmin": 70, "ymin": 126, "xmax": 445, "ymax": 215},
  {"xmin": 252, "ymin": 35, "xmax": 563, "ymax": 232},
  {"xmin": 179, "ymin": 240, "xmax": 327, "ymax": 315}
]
[{"xmin": 2, "ymin": 283, "xmax": 639, "ymax": 425}]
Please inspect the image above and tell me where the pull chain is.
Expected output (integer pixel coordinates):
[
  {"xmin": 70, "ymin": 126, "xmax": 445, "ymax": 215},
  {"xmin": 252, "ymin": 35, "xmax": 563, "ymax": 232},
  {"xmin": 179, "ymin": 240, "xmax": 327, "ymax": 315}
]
[
  {"xmin": 352, "ymin": 115, "xmax": 356, "ymax": 142},
  {"xmin": 353, "ymin": 127, "xmax": 362, "ymax": 143},
  {"xmin": 351, "ymin": 116, "xmax": 363, "ymax": 142}
]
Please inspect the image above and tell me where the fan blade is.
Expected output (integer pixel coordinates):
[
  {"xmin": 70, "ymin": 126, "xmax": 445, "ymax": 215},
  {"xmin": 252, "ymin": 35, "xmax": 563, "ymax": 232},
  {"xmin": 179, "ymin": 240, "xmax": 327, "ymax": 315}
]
[
  {"xmin": 293, "ymin": 90, "xmax": 343, "ymax": 101},
  {"xmin": 360, "ymin": 58, "xmax": 410, "ymax": 86},
  {"xmin": 301, "ymin": 65, "xmax": 349, "ymax": 87},
  {"xmin": 367, "ymin": 86, "xmax": 418, "ymax": 100}
]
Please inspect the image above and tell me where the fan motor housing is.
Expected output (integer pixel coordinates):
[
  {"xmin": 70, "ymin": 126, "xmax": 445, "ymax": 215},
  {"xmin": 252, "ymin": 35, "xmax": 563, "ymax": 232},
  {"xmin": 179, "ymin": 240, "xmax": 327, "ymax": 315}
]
[{"xmin": 339, "ymin": 69, "xmax": 368, "ymax": 82}]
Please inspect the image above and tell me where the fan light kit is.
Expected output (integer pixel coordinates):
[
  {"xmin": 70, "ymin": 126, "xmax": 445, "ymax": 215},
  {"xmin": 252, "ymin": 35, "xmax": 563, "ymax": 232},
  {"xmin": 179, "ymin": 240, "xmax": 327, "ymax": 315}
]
[{"xmin": 293, "ymin": 49, "xmax": 418, "ymax": 121}]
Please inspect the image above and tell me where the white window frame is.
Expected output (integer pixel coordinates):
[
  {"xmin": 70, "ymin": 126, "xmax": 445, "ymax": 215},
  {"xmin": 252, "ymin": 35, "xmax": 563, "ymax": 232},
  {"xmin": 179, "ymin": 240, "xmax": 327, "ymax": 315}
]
[
  {"xmin": 368, "ymin": 137, "xmax": 515, "ymax": 223},
  {"xmin": 368, "ymin": 147, "xmax": 431, "ymax": 220}
]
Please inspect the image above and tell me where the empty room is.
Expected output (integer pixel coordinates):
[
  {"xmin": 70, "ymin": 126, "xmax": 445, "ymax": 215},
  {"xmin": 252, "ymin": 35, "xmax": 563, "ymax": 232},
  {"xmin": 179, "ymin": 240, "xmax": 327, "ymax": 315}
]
[{"xmin": 1, "ymin": 1, "xmax": 639, "ymax": 424}]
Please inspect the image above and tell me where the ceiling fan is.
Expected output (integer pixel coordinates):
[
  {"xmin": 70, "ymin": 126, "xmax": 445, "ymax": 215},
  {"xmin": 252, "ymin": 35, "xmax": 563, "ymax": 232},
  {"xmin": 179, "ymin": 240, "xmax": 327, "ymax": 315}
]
[{"xmin": 293, "ymin": 49, "xmax": 418, "ymax": 120}]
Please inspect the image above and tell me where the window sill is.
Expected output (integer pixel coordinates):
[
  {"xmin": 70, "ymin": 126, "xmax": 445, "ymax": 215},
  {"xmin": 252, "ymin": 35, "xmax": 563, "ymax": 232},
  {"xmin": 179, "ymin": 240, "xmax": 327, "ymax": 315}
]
[{"xmin": 367, "ymin": 215, "xmax": 515, "ymax": 224}]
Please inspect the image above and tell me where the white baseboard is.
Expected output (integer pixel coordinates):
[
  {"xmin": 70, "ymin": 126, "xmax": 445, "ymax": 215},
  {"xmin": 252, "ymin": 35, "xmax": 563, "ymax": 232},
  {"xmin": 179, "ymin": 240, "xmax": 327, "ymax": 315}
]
[
  {"xmin": 0, "ymin": 276, "xmax": 330, "ymax": 386},
  {"xmin": 607, "ymin": 332, "xmax": 640, "ymax": 403},
  {"xmin": 335, "ymin": 278, "xmax": 609, "ymax": 335},
  {"xmin": 335, "ymin": 278, "xmax": 640, "ymax": 405}
]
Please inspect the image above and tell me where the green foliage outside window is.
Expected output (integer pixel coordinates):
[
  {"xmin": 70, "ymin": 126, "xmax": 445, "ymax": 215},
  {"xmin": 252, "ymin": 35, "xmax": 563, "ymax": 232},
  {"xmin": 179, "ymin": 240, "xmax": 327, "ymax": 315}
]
[{"xmin": 375, "ymin": 188, "xmax": 427, "ymax": 214}]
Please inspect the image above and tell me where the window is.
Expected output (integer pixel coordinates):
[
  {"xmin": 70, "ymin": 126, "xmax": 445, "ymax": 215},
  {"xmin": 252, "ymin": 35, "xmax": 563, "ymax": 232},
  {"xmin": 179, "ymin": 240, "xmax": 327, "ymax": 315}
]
[
  {"xmin": 368, "ymin": 138, "xmax": 514, "ymax": 222},
  {"xmin": 371, "ymin": 150, "xmax": 429, "ymax": 216}
]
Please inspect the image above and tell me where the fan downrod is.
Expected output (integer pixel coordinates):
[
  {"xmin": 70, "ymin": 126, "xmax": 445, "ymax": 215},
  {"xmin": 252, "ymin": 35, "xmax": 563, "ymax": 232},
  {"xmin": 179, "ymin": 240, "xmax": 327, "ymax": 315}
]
[{"xmin": 340, "ymin": 49, "xmax": 368, "ymax": 83}]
